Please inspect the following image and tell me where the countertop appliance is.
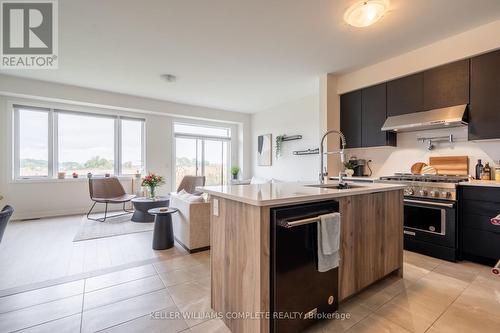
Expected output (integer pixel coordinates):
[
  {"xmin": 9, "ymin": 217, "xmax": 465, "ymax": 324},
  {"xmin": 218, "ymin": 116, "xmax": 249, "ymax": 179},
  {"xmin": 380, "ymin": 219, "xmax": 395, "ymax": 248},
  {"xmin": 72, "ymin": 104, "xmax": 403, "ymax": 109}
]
[
  {"xmin": 379, "ymin": 173, "xmax": 468, "ymax": 261},
  {"xmin": 270, "ymin": 200, "xmax": 339, "ymax": 333},
  {"xmin": 349, "ymin": 158, "xmax": 371, "ymax": 177}
]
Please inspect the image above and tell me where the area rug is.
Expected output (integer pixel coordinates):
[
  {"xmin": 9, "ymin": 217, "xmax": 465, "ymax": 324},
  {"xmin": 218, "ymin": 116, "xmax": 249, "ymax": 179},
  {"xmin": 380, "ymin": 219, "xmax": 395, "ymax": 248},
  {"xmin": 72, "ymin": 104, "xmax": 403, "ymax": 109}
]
[{"xmin": 73, "ymin": 214, "xmax": 154, "ymax": 242}]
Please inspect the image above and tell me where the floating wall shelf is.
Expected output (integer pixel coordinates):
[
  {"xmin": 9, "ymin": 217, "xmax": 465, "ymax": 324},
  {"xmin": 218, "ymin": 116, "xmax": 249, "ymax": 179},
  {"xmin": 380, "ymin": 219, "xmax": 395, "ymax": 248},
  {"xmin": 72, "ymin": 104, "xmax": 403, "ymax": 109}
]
[
  {"xmin": 281, "ymin": 135, "xmax": 302, "ymax": 142},
  {"xmin": 293, "ymin": 148, "xmax": 319, "ymax": 155}
]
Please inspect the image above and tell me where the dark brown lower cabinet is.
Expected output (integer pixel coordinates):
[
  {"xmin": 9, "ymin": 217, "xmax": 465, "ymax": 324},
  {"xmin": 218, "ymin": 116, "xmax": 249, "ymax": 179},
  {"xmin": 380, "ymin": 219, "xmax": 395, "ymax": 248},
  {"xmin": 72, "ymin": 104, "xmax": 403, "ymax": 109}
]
[{"xmin": 460, "ymin": 186, "xmax": 500, "ymax": 264}]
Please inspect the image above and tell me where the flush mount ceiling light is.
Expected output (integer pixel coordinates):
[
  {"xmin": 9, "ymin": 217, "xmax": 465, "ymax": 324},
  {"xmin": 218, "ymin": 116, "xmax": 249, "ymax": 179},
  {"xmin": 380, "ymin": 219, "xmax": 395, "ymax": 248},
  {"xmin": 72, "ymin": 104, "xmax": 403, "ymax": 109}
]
[
  {"xmin": 161, "ymin": 74, "xmax": 177, "ymax": 82},
  {"xmin": 344, "ymin": 0, "xmax": 390, "ymax": 28}
]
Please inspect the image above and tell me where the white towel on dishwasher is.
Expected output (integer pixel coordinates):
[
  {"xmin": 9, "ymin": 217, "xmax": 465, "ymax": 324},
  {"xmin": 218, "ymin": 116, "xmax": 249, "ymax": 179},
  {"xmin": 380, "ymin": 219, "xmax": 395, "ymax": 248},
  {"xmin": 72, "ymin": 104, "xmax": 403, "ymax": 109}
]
[{"xmin": 317, "ymin": 212, "xmax": 340, "ymax": 272}]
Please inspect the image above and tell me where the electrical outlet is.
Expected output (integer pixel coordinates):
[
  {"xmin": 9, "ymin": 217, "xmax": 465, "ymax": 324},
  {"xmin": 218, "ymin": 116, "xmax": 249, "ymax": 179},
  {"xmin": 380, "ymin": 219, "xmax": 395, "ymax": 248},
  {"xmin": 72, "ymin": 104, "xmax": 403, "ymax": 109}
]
[{"xmin": 213, "ymin": 198, "xmax": 219, "ymax": 216}]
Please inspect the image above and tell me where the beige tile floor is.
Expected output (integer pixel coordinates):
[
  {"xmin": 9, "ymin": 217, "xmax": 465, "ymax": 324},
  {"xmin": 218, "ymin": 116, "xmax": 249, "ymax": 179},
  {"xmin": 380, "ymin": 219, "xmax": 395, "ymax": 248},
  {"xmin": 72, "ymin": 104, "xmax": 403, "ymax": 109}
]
[{"xmin": 0, "ymin": 249, "xmax": 499, "ymax": 332}]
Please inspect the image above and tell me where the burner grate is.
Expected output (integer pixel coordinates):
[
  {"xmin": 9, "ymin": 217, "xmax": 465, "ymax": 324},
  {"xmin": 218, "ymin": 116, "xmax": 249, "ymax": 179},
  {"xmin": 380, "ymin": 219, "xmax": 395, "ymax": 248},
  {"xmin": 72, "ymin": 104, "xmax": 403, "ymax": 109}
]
[{"xmin": 381, "ymin": 174, "xmax": 468, "ymax": 184}]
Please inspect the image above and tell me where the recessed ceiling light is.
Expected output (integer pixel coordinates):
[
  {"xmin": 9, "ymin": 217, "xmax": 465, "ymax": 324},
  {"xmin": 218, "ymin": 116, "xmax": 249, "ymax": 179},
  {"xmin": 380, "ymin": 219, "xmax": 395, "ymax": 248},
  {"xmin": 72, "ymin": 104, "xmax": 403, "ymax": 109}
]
[
  {"xmin": 161, "ymin": 74, "xmax": 177, "ymax": 82},
  {"xmin": 344, "ymin": 0, "xmax": 390, "ymax": 28}
]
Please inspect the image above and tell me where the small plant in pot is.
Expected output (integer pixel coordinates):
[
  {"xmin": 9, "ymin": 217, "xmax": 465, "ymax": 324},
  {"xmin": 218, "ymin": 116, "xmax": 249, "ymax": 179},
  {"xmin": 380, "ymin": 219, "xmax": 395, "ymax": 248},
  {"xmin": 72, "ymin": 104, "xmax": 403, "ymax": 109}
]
[
  {"xmin": 275, "ymin": 135, "xmax": 285, "ymax": 158},
  {"xmin": 343, "ymin": 161, "xmax": 355, "ymax": 177},
  {"xmin": 230, "ymin": 166, "xmax": 240, "ymax": 180}
]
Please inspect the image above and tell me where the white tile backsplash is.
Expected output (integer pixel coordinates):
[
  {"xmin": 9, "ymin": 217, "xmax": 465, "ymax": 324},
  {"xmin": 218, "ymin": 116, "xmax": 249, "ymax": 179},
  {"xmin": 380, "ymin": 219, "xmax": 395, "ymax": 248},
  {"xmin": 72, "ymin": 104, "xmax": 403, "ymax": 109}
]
[{"xmin": 345, "ymin": 127, "xmax": 500, "ymax": 177}]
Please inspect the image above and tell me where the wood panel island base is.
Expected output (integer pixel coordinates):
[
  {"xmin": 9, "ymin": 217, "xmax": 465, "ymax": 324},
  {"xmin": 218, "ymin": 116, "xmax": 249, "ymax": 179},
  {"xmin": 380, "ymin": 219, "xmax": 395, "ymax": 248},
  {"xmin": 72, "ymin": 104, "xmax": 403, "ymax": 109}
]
[{"xmin": 200, "ymin": 182, "xmax": 404, "ymax": 333}]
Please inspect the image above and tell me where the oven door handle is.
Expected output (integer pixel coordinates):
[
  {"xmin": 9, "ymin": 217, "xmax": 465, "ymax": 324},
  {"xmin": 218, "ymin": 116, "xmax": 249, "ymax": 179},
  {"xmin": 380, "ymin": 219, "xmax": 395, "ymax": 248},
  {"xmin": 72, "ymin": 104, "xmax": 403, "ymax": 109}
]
[{"xmin": 404, "ymin": 199, "xmax": 454, "ymax": 208}]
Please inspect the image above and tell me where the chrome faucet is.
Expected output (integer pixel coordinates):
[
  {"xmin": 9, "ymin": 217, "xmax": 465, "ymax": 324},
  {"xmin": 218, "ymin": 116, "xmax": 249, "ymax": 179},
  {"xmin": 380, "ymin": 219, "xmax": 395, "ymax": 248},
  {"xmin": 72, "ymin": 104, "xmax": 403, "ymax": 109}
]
[{"xmin": 319, "ymin": 129, "xmax": 347, "ymax": 184}]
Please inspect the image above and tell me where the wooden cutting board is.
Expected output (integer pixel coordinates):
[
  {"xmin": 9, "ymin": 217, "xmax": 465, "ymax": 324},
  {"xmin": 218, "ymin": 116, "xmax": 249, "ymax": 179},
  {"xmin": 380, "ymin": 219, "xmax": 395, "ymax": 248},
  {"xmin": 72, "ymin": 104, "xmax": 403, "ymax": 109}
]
[{"xmin": 429, "ymin": 156, "xmax": 469, "ymax": 175}]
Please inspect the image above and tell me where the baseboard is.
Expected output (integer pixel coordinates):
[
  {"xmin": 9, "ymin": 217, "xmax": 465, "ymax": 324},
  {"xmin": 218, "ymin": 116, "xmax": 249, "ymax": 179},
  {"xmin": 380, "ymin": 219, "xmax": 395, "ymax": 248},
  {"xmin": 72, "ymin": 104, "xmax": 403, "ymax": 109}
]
[
  {"xmin": 12, "ymin": 203, "xmax": 133, "ymax": 221},
  {"xmin": 174, "ymin": 237, "xmax": 210, "ymax": 254}
]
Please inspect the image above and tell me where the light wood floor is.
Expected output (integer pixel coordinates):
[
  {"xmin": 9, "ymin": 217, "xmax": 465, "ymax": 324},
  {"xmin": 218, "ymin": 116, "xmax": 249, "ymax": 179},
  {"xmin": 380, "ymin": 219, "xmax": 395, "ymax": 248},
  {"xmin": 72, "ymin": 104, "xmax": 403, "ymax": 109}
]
[{"xmin": 0, "ymin": 215, "xmax": 188, "ymax": 292}]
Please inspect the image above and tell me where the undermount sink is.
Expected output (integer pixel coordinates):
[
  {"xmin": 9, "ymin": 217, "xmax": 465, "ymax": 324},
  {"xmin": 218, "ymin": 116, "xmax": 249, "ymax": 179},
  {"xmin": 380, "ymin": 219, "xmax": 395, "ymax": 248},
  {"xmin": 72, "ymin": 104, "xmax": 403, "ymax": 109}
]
[{"xmin": 306, "ymin": 183, "xmax": 363, "ymax": 190}]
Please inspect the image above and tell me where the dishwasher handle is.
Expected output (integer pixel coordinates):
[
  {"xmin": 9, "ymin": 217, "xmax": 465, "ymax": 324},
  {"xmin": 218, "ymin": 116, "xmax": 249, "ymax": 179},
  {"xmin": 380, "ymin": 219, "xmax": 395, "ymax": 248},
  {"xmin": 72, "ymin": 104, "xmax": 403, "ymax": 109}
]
[{"xmin": 280, "ymin": 216, "xmax": 321, "ymax": 228}]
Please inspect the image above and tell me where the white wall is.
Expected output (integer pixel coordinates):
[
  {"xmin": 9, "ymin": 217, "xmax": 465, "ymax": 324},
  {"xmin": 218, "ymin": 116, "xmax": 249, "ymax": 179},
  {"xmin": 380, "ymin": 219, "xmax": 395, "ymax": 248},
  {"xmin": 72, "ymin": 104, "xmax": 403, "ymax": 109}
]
[
  {"xmin": 337, "ymin": 19, "xmax": 500, "ymax": 93},
  {"xmin": 0, "ymin": 75, "xmax": 251, "ymax": 220},
  {"xmin": 251, "ymin": 94, "xmax": 320, "ymax": 182}
]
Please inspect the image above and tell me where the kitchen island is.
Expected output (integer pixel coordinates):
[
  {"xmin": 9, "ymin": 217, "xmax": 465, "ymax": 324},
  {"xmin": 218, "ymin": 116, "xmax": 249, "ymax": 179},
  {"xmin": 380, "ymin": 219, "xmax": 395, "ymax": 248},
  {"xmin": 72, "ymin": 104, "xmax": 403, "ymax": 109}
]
[{"xmin": 200, "ymin": 181, "xmax": 405, "ymax": 333}]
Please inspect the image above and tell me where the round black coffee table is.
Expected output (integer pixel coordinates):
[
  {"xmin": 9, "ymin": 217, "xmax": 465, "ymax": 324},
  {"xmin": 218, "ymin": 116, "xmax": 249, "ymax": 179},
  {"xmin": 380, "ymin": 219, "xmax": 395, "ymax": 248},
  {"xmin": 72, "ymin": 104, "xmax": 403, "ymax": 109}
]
[
  {"xmin": 148, "ymin": 207, "xmax": 179, "ymax": 250},
  {"xmin": 131, "ymin": 196, "xmax": 170, "ymax": 223}
]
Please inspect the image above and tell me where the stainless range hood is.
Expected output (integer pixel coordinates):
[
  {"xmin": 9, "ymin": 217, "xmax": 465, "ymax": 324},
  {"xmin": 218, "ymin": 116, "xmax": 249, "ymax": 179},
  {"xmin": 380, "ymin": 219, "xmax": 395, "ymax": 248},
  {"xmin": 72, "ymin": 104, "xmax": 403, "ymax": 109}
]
[{"xmin": 381, "ymin": 104, "xmax": 468, "ymax": 132}]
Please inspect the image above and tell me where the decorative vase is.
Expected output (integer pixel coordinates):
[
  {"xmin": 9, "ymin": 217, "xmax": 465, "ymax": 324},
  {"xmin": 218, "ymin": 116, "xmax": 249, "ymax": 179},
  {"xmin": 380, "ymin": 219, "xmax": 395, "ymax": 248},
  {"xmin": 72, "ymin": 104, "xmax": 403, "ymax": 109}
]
[
  {"xmin": 149, "ymin": 186, "xmax": 156, "ymax": 199},
  {"xmin": 345, "ymin": 169, "xmax": 354, "ymax": 177},
  {"xmin": 232, "ymin": 174, "xmax": 238, "ymax": 180}
]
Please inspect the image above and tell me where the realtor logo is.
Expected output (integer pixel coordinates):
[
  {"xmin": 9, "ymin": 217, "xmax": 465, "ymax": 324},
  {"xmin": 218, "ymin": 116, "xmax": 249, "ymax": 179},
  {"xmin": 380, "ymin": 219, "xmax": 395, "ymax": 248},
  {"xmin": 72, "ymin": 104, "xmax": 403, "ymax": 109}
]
[{"xmin": 1, "ymin": 0, "xmax": 58, "ymax": 69}]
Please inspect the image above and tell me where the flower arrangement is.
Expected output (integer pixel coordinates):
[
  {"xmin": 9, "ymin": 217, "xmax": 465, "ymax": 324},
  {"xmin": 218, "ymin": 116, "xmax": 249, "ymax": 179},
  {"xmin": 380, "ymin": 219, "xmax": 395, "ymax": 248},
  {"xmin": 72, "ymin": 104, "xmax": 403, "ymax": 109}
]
[{"xmin": 142, "ymin": 172, "xmax": 165, "ymax": 198}]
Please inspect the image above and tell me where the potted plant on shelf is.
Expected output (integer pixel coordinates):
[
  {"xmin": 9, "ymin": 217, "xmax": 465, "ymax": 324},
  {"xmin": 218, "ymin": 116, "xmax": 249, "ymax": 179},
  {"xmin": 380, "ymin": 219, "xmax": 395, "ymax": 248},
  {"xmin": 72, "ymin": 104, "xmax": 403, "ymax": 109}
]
[
  {"xmin": 275, "ymin": 135, "xmax": 285, "ymax": 158},
  {"xmin": 142, "ymin": 173, "xmax": 165, "ymax": 199},
  {"xmin": 231, "ymin": 166, "xmax": 240, "ymax": 180},
  {"xmin": 343, "ymin": 161, "xmax": 355, "ymax": 177}
]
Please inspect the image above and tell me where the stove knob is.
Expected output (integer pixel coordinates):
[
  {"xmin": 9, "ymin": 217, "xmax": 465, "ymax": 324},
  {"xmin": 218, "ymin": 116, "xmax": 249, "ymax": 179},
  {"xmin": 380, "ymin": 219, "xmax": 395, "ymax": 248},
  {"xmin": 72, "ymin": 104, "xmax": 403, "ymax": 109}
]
[
  {"xmin": 430, "ymin": 190, "xmax": 440, "ymax": 198},
  {"xmin": 404, "ymin": 188, "xmax": 414, "ymax": 196},
  {"xmin": 419, "ymin": 189, "xmax": 428, "ymax": 196},
  {"xmin": 441, "ymin": 191, "xmax": 451, "ymax": 199}
]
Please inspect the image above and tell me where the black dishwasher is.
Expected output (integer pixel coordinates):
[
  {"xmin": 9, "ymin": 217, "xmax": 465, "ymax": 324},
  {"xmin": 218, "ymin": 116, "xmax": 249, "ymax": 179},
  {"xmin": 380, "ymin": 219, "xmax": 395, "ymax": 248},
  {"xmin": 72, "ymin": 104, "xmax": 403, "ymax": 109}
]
[{"xmin": 270, "ymin": 200, "xmax": 339, "ymax": 333}]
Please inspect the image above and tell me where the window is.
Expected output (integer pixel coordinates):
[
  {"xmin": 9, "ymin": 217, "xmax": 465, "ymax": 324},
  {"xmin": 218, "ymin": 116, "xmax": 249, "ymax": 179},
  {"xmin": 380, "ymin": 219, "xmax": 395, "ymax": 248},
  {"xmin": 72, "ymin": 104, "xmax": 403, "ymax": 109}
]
[
  {"xmin": 174, "ymin": 123, "xmax": 231, "ymax": 188},
  {"xmin": 13, "ymin": 104, "xmax": 145, "ymax": 179},
  {"xmin": 16, "ymin": 108, "xmax": 49, "ymax": 177},
  {"xmin": 58, "ymin": 113, "xmax": 115, "ymax": 176},
  {"xmin": 121, "ymin": 119, "xmax": 144, "ymax": 175}
]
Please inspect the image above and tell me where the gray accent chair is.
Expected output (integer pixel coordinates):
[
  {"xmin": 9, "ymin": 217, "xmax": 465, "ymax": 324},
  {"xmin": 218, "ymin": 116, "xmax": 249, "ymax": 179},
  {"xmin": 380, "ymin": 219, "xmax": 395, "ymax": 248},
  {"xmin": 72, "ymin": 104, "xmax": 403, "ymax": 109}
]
[
  {"xmin": 176, "ymin": 176, "xmax": 206, "ymax": 195},
  {"xmin": 87, "ymin": 177, "xmax": 135, "ymax": 222},
  {"xmin": 0, "ymin": 206, "xmax": 14, "ymax": 243}
]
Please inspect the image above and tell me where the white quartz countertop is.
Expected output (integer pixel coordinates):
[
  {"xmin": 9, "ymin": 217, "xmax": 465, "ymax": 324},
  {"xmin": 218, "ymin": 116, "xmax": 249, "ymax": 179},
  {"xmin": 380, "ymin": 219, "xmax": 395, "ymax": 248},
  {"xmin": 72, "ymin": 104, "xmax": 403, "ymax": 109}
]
[
  {"xmin": 198, "ymin": 181, "xmax": 405, "ymax": 206},
  {"xmin": 459, "ymin": 180, "xmax": 500, "ymax": 188}
]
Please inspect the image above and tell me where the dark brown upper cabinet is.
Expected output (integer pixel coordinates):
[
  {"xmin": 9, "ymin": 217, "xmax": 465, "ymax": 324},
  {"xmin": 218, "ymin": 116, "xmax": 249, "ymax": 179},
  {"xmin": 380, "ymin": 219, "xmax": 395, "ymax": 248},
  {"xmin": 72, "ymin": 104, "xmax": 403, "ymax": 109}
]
[
  {"xmin": 423, "ymin": 59, "xmax": 469, "ymax": 110},
  {"xmin": 469, "ymin": 49, "xmax": 500, "ymax": 140},
  {"xmin": 387, "ymin": 73, "xmax": 424, "ymax": 116},
  {"xmin": 340, "ymin": 90, "xmax": 362, "ymax": 149},
  {"xmin": 361, "ymin": 84, "xmax": 396, "ymax": 148}
]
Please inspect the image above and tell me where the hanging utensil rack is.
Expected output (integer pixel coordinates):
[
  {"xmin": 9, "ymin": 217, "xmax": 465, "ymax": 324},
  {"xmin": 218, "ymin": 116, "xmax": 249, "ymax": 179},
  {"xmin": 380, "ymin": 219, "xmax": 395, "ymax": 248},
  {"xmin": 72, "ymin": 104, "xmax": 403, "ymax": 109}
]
[{"xmin": 293, "ymin": 148, "xmax": 319, "ymax": 155}]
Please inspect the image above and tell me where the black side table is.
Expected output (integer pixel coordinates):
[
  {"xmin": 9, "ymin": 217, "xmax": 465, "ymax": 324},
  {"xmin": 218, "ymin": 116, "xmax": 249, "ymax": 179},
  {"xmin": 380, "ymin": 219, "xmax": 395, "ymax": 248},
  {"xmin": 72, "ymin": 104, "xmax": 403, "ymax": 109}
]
[
  {"xmin": 148, "ymin": 207, "xmax": 178, "ymax": 250},
  {"xmin": 131, "ymin": 196, "xmax": 170, "ymax": 223}
]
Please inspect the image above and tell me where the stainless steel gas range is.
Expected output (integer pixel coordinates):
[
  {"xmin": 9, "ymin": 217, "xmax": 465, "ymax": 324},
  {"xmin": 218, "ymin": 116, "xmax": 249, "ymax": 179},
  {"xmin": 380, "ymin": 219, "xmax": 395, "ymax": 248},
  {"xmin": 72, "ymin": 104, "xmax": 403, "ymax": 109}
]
[{"xmin": 379, "ymin": 173, "xmax": 469, "ymax": 261}]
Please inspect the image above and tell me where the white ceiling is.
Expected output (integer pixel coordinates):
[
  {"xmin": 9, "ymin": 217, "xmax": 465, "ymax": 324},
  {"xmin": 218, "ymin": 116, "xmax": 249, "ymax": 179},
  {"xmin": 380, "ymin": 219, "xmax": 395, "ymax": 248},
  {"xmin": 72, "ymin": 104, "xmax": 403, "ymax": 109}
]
[{"xmin": 2, "ymin": 0, "xmax": 500, "ymax": 113}]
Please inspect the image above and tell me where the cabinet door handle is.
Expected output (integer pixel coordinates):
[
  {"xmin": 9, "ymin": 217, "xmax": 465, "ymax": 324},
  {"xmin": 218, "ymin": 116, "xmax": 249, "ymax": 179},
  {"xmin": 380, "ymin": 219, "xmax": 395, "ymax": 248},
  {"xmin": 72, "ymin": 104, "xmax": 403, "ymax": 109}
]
[{"xmin": 491, "ymin": 214, "xmax": 500, "ymax": 226}]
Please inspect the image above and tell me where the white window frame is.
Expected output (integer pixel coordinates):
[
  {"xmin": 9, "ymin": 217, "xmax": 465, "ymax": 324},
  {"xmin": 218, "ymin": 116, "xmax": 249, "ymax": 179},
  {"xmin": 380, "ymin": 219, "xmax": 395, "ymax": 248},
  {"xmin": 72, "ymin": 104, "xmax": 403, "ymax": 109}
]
[
  {"xmin": 173, "ymin": 122, "xmax": 232, "ymax": 188},
  {"xmin": 118, "ymin": 116, "xmax": 146, "ymax": 176},
  {"xmin": 12, "ymin": 104, "xmax": 146, "ymax": 180},
  {"xmin": 13, "ymin": 105, "xmax": 52, "ymax": 180}
]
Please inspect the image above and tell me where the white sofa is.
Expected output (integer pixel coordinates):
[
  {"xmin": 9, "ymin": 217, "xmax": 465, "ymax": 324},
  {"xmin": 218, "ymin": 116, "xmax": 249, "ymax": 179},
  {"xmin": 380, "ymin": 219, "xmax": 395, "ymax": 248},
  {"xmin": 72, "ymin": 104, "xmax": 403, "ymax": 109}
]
[{"xmin": 170, "ymin": 192, "xmax": 211, "ymax": 253}]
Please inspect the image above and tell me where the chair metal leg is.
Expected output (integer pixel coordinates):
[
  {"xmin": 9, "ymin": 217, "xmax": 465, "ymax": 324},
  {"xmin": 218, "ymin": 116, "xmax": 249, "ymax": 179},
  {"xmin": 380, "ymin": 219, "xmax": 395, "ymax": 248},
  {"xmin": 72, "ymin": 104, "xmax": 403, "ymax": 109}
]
[
  {"xmin": 86, "ymin": 201, "xmax": 98, "ymax": 221},
  {"xmin": 86, "ymin": 201, "xmax": 134, "ymax": 222}
]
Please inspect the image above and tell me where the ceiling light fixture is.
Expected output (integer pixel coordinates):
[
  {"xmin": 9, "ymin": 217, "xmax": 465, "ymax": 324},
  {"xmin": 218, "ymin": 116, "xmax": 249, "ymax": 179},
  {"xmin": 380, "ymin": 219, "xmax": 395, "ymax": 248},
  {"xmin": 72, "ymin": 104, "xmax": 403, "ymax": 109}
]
[
  {"xmin": 161, "ymin": 74, "xmax": 177, "ymax": 82},
  {"xmin": 344, "ymin": 0, "xmax": 389, "ymax": 28}
]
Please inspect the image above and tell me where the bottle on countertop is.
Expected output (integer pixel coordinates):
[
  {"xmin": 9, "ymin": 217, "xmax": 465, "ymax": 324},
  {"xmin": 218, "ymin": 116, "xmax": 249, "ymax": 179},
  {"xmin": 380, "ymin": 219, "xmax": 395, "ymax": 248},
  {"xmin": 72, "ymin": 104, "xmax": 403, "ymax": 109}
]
[
  {"xmin": 475, "ymin": 159, "xmax": 483, "ymax": 180},
  {"xmin": 495, "ymin": 166, "xmax": 500, "ymax": 182},
  {"xmin": 481, "ymin": 162, "xmax": 491, "ymax": 180}
]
